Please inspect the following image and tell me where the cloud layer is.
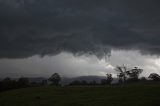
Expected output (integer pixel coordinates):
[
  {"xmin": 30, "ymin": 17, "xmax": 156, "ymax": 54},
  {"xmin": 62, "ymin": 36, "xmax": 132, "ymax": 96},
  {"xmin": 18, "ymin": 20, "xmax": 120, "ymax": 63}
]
[
  {"xmin": 0, "ymin": 0, "xmax": 160, "ymax": 58},
  {"xmin": 1, "ymin": 51, "xmax": 160, "ymax": 78}
]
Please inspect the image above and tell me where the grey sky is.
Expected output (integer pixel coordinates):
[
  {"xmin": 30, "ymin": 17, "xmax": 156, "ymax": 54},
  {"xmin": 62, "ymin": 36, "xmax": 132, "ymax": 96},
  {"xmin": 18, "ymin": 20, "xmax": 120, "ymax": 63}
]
[{"xmin": 0, "ymin": 0, "xmax": 160, "ymax": 77}]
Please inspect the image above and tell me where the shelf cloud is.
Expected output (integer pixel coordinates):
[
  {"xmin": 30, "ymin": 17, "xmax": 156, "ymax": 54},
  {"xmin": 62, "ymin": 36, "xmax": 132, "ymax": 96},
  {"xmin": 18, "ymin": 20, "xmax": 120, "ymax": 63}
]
[{"xmin": 0, "ymin": 0, "xmax": 160, "ymax": 58}]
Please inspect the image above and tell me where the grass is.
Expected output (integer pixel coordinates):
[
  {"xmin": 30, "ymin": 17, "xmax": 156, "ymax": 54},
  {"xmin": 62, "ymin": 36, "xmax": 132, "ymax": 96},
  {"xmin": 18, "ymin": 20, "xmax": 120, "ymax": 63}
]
[{"xmin": 0, "ymin": 85, "xmax": 160, "ymax": 106}]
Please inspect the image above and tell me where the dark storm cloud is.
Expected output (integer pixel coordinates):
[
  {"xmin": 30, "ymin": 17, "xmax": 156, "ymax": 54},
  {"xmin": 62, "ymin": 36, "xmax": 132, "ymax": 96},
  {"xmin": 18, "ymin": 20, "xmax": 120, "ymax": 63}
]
[{"xmin": 0, "ymin": 0, "xmax": 160, "ymax": 58}]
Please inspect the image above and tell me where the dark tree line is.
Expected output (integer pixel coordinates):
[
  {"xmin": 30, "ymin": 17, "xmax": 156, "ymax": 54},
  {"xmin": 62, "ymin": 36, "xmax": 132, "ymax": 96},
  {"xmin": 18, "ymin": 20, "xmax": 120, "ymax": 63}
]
[
  {"xmin": 1, "ymin": 69, "xmax": 160, "ymax": 91},
  {"xmin": 0, "ymin": 77, "xmax": 29, "ymax": 91},
  {"xmin": 0, "ymin": 73, "xmax": 62, "ymax": 91},
  {"xmin": 68, "ymin": 65, "xmax": 160, "ymax": 86}
]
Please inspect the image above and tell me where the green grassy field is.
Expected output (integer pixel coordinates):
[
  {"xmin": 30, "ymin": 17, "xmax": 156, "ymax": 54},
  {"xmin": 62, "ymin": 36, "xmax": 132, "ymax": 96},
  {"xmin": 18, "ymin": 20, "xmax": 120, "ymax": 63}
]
[{"xmin": 0, "ymin": 85, "xmax": 160, "ymax": 106}]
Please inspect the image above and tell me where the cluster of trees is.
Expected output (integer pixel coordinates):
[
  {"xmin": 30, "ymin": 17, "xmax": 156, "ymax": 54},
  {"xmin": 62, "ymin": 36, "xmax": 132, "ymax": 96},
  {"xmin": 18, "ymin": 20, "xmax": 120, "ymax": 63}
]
[
  {"xmin": 0, "ymin": 73, "xmax": 62, "ymax": 91},
  {"xmin": 1, "ymin": 67, "xmax": 160, "ymax": 91},
  {"xmin": 103, "ymin": 65, "xmax": 160, "ymax": 85},
  {"xmin": 66, "ymin": 65, "xmax": 160, "ymax": 86},
  {"xmin": 95, "ymin": 66, "xmax": 144, "ymax": 86},
  {"xmin": 115, "ymin": 65, "xmax": 143, "ymax": 83},
  {"xmin": 0, "ymin": 77, "xmax": 29, "ymax": 91}
]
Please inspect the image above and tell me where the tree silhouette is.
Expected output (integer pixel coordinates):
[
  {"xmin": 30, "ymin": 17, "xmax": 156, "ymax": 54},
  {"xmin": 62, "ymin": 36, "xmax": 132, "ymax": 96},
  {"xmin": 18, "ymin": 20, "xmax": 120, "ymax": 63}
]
[
  {"xmin": 115, "ymin": 65, "xmax": 127, "ymax": 83},
  {"xmin": 126, "ymin": 67, "xmax": 143, "ymax": 81},
  {"xmin": 48, "ymin": 73, "xmax": 61, "ymax": 86},
  {"xmin": 106, "ymin": 74, "xmax": 113, "ymax": 85},
  {"xmin": 149, "ymin": 73, "xmax": 160, "ymax": 81}
]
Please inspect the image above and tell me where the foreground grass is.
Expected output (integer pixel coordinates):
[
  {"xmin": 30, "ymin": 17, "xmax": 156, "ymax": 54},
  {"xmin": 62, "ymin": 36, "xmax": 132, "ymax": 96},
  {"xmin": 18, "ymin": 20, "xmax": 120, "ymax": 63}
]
[{"xmin": 0, "ymin": 85, "xmax": 160, "ymax": 106}]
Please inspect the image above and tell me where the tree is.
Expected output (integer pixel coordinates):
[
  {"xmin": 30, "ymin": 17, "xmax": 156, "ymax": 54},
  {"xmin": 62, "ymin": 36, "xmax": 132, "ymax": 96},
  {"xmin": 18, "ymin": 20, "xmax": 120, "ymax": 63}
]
[
  {"xmin": 48, "ymin": 73, "xmax": 61, "ymax": 86},
  {"xmin": 115, "ymin": 65, "xmax": 127, "ymax": 83},
  {"xmin": 106, "ymin": 74, "xmax": 113, "ymax": 85},
  {"xmin": 126, "ymin": 67, "xmax": 143, "ymax": 81},
  {"xmin": 149, "ymin": 73, "xmax": 160, "ymax": 81}
]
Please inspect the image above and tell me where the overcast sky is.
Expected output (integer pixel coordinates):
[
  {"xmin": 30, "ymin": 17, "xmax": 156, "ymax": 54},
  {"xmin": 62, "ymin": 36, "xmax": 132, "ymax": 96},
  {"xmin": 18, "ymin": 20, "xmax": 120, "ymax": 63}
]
[{"xmin": 0, "ymin": 0, "xmax": 160, "ymax": 78}]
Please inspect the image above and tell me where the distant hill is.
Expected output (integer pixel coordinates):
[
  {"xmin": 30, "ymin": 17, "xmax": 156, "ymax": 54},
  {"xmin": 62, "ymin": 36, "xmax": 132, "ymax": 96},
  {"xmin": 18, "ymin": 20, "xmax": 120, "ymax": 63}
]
[{"xmin": 61, "ymin": 76, "xmax": 107, "ymax": 85}]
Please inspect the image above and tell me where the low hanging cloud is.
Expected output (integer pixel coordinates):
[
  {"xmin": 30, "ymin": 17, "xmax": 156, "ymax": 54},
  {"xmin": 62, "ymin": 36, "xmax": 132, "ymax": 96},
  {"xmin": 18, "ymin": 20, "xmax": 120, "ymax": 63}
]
[{"xmin": 0, "ymin": 0, "xmax": 160, "ymax": 58}]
